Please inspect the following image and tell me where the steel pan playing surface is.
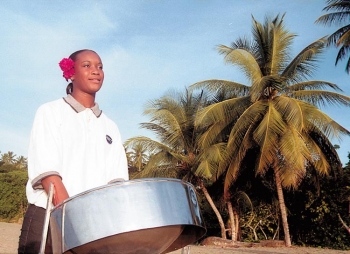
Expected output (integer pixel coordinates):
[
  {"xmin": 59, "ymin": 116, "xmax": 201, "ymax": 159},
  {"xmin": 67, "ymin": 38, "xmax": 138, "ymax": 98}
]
[{"xmin": 50, "ymin": 178, "xmax": 206, "ymax": 253}]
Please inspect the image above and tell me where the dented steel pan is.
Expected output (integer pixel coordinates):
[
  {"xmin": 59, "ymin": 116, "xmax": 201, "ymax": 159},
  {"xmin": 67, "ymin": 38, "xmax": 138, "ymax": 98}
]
[{"xmin": 49, "ymin": 178, "xmax": 206, "ymax": 253}]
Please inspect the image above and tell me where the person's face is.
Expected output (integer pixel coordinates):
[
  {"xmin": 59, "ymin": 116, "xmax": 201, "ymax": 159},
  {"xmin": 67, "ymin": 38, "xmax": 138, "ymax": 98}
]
[{"xmin": 71, "ymin": 51, "xmax": 104, "ymax": 95}]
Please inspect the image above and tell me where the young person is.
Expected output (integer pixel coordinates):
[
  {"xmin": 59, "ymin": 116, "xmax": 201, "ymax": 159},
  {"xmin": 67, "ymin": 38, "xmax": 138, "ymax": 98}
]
[{"xmin": 18, "ymin": 49, "xmax": 129, "ymax": 253}]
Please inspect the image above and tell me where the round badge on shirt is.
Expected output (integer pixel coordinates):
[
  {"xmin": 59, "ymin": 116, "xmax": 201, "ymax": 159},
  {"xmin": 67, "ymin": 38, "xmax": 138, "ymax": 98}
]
[{"xmin": 106, "ymin": 135, "xmax": 113, "ymax": 144}]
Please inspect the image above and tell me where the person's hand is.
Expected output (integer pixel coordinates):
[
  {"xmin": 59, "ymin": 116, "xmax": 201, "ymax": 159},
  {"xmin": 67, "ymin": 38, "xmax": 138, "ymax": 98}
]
[
  {"xmin": 42, "ymin": 175, "xmax": 69, "ymax": 206},
  {"xmin": 108, "ymin": 178, "xmax": 125, "ymax": 184}
]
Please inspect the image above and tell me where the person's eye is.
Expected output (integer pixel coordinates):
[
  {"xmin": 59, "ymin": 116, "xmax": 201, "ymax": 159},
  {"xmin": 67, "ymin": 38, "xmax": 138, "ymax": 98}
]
[
  {"xmin": 98, "ymin": 65, "xmax": 103, "ymax": 70},
  {"xmin": 83, "ymin": 64, "xmax": 90, "ymax": 68}
]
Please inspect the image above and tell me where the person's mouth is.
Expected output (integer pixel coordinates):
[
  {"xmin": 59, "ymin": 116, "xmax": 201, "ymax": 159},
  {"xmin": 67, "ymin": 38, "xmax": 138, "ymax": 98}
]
[{"xmin": 89, "ymin": 78, "xmax": 101, "ymax": 83}]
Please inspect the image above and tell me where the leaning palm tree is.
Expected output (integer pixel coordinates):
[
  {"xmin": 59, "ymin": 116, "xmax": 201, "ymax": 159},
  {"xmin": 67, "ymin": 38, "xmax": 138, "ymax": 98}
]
[
  {"xmin": 316, "ymin": 0, "xmax": 350, "ymax": 73},
  {"xmin": 124, "ymin": 89, "xmax": 230, "ymax": 238},
  {"xmin": 191, "ymin": 14, "xmax": 350, "ymax": 246}
]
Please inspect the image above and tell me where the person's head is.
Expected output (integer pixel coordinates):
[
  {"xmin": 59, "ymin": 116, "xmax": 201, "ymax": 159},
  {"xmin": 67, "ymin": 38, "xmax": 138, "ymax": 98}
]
[{"xmin": 60, "ymin": 49, "xmax": 104, "ymax": 95}]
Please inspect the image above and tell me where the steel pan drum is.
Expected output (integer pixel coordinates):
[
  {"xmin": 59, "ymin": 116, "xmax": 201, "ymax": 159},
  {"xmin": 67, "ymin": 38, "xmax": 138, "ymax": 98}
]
[{"xmin": 50, "ymin": 178, "xmax": 206, "ymax": 253}]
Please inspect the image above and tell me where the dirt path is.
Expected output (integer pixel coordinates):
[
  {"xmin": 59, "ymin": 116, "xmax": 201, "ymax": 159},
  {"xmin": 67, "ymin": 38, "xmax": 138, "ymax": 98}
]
[
  {"xmin": 1, "ymin": 222, "xmax": 349, "ymax": 254},
  {"xmin": 0, "ymin": 222, "xmax": 21, "ymax": 254}
]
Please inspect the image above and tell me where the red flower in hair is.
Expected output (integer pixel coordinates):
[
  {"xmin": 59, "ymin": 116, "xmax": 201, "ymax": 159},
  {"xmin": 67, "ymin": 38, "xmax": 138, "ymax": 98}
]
[{"xmin": 59, "ymin": 58, "xmax": 75, "ymax": 81}]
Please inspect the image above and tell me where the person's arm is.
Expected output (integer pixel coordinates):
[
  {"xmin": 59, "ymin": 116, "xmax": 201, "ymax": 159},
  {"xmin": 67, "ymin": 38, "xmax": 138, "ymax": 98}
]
[{"xmin": 42, "ymin": 175, "xmax": 69, "ymax": 206}]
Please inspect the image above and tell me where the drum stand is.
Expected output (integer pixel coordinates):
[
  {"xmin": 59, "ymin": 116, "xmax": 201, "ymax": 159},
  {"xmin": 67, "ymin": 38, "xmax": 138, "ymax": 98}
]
[
  {"xmin": 181, "ymin": 245, "xmax": 191, "ymax": 254},
  {"xmin": 39, "ymin": 182, "xmax": 54, "ymax": 254}
]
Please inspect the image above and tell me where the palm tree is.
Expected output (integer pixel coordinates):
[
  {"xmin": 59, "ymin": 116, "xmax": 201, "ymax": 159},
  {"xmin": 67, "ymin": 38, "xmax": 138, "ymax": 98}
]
[
  {"xmin": 191, "ymin": 14, "xmax": 350, "ymax": 246},
  {"xmin": 14, "ymin": 156, "xmax": 27, "ymax": 170},
  {"xmin": 124, "ymin": 89, "xmax": 230, "ymax": 238},
  {"xmin": 316, "ymin": 0, "xmax": 350, "ymax": 73},
  {"xmin": 125, "ymin": 142, "xmax": 149, "ymax": 172},
  {"xmin": 1, "ymin": 151, "xmax": 17, "ymax": 165}
]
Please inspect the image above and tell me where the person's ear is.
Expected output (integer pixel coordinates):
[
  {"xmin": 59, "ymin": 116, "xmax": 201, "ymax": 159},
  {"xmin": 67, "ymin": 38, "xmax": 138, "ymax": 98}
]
[{"xmin": 70, "ymin": 75, "xmax": 75, "ymax": 81}]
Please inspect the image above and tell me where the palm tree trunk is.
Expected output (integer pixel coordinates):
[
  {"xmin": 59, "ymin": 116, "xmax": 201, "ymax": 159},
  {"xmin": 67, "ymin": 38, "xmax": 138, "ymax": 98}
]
[
  {"xmin": 274, "ymin": 169, "xmax": 292, "ymax": 247},
  {"xmin": 233, "ymin": 207, "xmax": 240, "ymax": 241},
  {"xmin": 338, "ymin": 213, "xmax": 350, "ymax": 234},
  {"xmin": 199, "ymin": 180, "xmax": 226, "ymax": 239},
  {"xmin": 227, "ymin": 201, "xmax": 237, "ymax": 241}
]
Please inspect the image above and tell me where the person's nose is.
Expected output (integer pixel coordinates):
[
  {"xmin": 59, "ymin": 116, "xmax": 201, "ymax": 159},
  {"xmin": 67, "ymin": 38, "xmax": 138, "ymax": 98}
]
[{"xmin": 91, "ymin": 66, "xmax": 100, "ymax": 75}]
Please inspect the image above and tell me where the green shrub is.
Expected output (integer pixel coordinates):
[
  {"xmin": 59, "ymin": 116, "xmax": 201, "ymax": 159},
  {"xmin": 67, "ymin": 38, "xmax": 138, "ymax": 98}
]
[{"xmin": 0, "ymin": 169, "xmax": 28, "ymax": 222}]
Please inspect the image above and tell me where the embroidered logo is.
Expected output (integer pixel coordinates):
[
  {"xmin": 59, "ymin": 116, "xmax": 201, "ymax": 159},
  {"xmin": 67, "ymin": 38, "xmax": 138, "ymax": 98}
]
[{"xmin": 106, "ymin": 135, "xmax": 113, "ymax": 144}]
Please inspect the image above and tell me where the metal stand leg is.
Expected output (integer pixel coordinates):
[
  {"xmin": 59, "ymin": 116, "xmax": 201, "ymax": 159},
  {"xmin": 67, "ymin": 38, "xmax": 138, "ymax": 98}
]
[
  {"xmin": 39, "ymin": 183, "xmax": 54, "ymax": 254},
  {"xmin": 181, "ymin": 246, "xmax": 190, "ymax": 254}
]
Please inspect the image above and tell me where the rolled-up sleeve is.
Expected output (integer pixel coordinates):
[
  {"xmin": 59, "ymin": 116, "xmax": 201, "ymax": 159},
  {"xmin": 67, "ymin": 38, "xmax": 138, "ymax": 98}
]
[{"xmin": 28, "ymin": 104, "xmax": 62, "ymax": 188}]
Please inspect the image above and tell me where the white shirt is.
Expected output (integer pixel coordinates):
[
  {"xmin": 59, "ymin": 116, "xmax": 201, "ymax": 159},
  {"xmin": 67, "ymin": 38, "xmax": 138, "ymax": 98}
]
[{"xmin": 26, "ymin": 95, "xmax": 129, "ymax": 208}]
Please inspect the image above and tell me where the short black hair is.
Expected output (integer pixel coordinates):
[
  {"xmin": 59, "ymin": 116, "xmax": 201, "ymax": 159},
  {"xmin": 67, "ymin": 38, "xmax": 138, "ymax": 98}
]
[{"xmin": 69, "ymin": 49, "xmax": 97, "ymax": 61}]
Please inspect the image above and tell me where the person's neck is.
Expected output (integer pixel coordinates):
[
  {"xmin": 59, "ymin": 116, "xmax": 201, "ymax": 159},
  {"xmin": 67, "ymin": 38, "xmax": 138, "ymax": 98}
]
[{"xmin": 70, "ymin": 92, "xmax": 96, "ymax": 108}]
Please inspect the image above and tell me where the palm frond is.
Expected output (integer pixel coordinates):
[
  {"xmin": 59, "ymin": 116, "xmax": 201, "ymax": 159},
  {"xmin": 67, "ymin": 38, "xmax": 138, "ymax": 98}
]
[
  {"xmin": 250, "ymin": 14, "xmax": 295, "ymax": 76},
  {"xmin": 324, "ymin": 24, "xmax": 350, "ymax": 49},
  {"xmin": 290, "ymin": 90, "xmax": 350, "ymax": 108},
  {"xmin": 145, "ymin": 108, "xmax": 185, "ymax": 147},
  {"xmin": 282, "ymin": 38, "xmax": 326, "ymax": 83},
  {"xmin": 315, "ymin": 0, "xmax": 350, "ymax": 26},
  {"xmin": 195, "ymin": 96, "xmax": 250, "ymax": 127},
  {"xmin": 307, "ymin": 128, "xmax": 342, "ymax": 172},
  {"xmin": 222, "ymin": 102, "xmax": 270, "ymax": 192},
  {"xmin": 251, "ymin": 15, "xmax": 268, "ymax": 69},
  {"xmin": 190, "ymin": 79, "xmax": 250, "ymax": 98},
  {"xmin": 302, "ymin": 131, "xmax": 332, "ymax": 175},
  {"xmin": 196, "ymin": 142, "xmax": 228, "ymax": 178},
  {"xmin": 223, "ymin": 117, "xmax": 258, "ymax": 187},
  {"xmin": 254, "ymin": 102, "xmax": 286, "ymax": 175},
  {"xmin": 223, "ymin": 102, "xmax": 269, "ymax": 190},
  {"xmin": 229, "ymin": 36, "xmax": 254, "ymax": 51},
  {"xmin": 197, "ymin": 120, "xmax": 227, "ymax": 148},
  {"xmin": 300, "ymin": 102, "xmax": 350, "ymax": 140},
  {"xmin": 315, "ymin": 1, "xmax": 350, "ymax": 73},
  {"xmin": 142, "ymin": 92, "xmax": 201, "ymax": 149},
  {"xmin": 334, "ymin": 25, "xmax": 350, "ymax": 46},
  {"xmin": 269, "ymin": 14, "xmax": 296, "ymax": 75},
  {"xmin": 140, "ymin": 151, "xmax": 179, "ymax": 178},
  {"xmin": 335, "ymin": 40, "xmax": 350, "ymax": 63},
  {"xmin": 316, "ymin": 12, "xmax": 350, "ymax": 26},
  {"xmin": 345, "ymin": 49, "xmax": 350, "ymax": 72},
  {"xmin": 273, "ymin": 96, "xmax": 303, "ymax": 131},
  {"xmin": 218, "ymin": 46, "xmax": 262, "ymax": 83},
  {"xmin": 287, "ymin": 80, "xmax": 342, "ymax": 92},
  {"xmin": 278, "ymin": 128, "xmax": 309, "ymax": 188},
  {"xmin": 224, "ymin": 158, "xmax": 241, "ymax": 196},
  {"xmin": 323, "ymin": 0, "xmax": 350, "ymax": 12},
  {"xmin": 195, "ymin": 97, "xmax": 251, "ymax": 147},
  {"xmin": 140, "ymin": 122, "xmax": 168, "ymax": 137},
  {"xmin": 124, "ymin": 136, "xmax": 173, "ymax": 154},
  {"xmin": 227, "ymin": 100, "xmax": 268, "ymax": 149}
]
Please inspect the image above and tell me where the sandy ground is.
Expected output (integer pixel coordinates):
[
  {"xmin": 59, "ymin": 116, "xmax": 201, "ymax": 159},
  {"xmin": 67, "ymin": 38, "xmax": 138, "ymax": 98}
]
[{"xmin": 1, "ymin": 222, "xmax": 349, "ymax": 254}]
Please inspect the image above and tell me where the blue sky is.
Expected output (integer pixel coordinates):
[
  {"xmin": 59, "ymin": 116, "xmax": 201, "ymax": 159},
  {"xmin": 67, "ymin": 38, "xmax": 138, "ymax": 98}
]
[{"xmin": 1, "ymin": 0, "xmax": 350, "ymax": 165}]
